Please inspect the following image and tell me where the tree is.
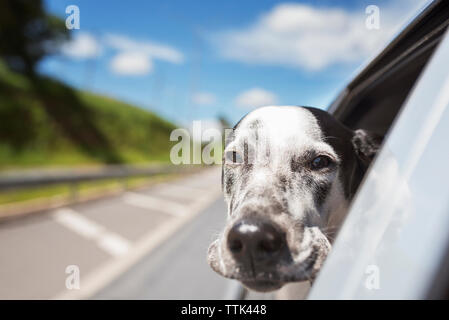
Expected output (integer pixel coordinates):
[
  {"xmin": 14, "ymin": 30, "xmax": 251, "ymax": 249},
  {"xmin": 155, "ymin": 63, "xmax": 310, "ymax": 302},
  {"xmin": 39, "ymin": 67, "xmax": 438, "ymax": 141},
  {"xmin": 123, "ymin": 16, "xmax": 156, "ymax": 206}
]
[{"xmin": 0, "ymin": 0, "xmax": 69, "ymax": 76}]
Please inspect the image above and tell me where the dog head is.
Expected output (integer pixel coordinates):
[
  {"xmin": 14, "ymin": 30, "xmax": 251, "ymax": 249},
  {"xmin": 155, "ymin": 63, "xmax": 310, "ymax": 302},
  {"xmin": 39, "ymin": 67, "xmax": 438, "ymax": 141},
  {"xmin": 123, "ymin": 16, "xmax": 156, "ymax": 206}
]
[{"xmin": 207, "ymin": 106, "xmax": 381, "ymax": 292}]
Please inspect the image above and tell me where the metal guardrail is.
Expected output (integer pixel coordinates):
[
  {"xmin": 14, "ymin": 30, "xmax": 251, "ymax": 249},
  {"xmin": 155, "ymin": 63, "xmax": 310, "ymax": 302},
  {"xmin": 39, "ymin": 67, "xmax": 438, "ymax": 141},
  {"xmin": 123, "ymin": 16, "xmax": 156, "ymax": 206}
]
[{"xmin": 0, "ymin": 164, "xmax": 201, "ymax": 191}]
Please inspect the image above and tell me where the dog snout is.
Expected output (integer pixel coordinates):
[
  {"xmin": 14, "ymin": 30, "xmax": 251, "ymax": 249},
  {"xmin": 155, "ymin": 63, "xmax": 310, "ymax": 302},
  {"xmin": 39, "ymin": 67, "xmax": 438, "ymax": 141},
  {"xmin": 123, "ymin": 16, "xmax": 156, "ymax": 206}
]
[{"xmin": 227, "ymin": 219, "xmax": 286, "ymax": 268}]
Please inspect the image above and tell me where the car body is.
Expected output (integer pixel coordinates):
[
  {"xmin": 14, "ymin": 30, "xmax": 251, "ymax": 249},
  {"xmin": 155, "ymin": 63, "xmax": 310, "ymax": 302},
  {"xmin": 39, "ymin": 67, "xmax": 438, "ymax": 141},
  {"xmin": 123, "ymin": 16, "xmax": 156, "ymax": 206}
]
[{"xmin": 309, "ymin": 0, "xmax": 449, "ymax": 299}]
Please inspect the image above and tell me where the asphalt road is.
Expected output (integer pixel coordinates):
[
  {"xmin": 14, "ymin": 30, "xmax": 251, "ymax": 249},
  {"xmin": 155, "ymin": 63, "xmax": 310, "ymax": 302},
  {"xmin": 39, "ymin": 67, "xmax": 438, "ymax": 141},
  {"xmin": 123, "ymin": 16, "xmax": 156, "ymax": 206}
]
[
  {"xmin": 94, "ymin": 197, "xmax": 235, "ymax": 299},
  {"xmin": 0, "ymin": 167, "xmax": 236, "ymax": 299},
  {"xmin": 0, "ymin": 166, "xmax": 312, "ymax": 300}
]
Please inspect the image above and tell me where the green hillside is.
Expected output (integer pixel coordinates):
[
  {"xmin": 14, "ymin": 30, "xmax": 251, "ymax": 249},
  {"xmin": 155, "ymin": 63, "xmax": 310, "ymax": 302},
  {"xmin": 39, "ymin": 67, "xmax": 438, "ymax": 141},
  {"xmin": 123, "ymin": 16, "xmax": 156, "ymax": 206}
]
[{"xmin": 0, "ymin": 62, "xmax": 177, "ymax": 170}]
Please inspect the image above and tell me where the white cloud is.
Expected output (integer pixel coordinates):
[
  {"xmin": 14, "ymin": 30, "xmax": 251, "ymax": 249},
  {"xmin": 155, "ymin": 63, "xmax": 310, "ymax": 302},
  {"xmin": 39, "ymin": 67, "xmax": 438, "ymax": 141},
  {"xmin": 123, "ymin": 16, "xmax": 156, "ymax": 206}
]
[
  {"xmin": 61, "ymin": 32, "xmax": 102, "ymax": 59},
  {"xmin": 235, "ymin": 88, "xmax": 278, "ymax": 108},
  {"xmin": 110, "ymin": 52, "xmax": 153, "ymax": 75},
  {"xmin": 213, "ymin": 2, "xmax": 428, "ymax": 71},
  {"xmin": 105, "ymin": 34, "xmax": 184, "ymax": 64},
  {"xmin": 192, "ymin": 92, "xmax": 217, "ymax": 106}
]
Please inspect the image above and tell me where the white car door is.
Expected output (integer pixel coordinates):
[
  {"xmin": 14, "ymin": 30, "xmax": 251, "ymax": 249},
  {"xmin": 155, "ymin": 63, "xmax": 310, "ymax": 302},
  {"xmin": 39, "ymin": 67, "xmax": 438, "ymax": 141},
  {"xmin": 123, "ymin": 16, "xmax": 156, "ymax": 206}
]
[{"xmin": 309, "ymin": 29, "xmax": 449, "ymax": 299}]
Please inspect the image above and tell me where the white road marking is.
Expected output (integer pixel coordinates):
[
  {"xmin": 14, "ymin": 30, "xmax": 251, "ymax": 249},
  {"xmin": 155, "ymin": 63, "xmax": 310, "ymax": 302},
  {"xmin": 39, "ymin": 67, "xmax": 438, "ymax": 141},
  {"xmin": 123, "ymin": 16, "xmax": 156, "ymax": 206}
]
[
  {"xmin": 156, "ymin": 184, "xmax": 206, "ymax": 200},
  {"xmin": 97, "ymin": 233, "xmax": 131, "ymax": 257},
  {"xmin": 122, "ymin": 192, "xmax": 186, "ymax": 216},
  {"xmin": 52, "ymin": 182, "xmax": 222, "ymax": 300},
  {"xmin": 52, "ymin": 208, "xmax": 131, "ymax": 257},
  {"xmin": 159, "ymin": 183, "xmax": 207, "ymax": 194},
  {"xmin": 52, "ymin": 208, "xmax": 104, "ymax": 239}
]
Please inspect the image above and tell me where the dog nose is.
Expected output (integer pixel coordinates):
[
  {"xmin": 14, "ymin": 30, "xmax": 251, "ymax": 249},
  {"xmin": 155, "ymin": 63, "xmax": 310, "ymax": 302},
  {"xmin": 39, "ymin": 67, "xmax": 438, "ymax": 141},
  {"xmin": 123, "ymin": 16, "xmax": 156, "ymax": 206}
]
[{"xmin": 227, "ymin": 219, "xmax": 285, "ymax": 266}]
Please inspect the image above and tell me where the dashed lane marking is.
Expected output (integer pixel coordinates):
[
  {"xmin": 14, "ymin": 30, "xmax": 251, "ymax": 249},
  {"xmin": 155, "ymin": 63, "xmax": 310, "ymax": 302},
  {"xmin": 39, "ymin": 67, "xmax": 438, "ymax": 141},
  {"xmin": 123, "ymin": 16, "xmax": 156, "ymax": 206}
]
[
  {"xmin": 159, "ymin": 182, "xmax": 209, "ymax": 193},
  {"xmin": 52, "ymin": 208, "xmax": 131, "ymax": 257},
  {"xmin": 122, "ymin": 192, "xmax": 186, "ymax": 216},
  {"xmin": 52, "ymin": 186, "xmax": 222, "ymax": 300}
]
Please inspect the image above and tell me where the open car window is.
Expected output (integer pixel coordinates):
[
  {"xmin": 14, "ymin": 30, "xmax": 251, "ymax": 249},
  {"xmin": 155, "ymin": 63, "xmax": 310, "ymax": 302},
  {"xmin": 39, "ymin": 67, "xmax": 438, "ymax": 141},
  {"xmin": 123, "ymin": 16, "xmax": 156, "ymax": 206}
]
[
  {"xmin": 330, "ymin": 0, "xmax": 449, "ymax": 138},
  {"xmin": 309, "ymin": 25, "xmax": 449, "ymax": 299}
]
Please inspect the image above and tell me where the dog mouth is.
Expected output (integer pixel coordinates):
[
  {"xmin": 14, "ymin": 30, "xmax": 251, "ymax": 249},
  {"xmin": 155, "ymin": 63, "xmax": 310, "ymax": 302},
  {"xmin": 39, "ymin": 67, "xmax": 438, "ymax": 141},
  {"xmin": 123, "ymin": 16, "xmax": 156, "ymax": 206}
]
[
  {"xmin": 208, "ymin": 237, "xmax": 323, "ymax": 292},
  {"xmin": 207, "ymin": 224, "xmax": 331, "ymax": 293},
  {"xmin": 243, "ymin": 253, "xmax": 316, "ymax": 284},
  {"xmin": 229, "ymin": 259, "xmax": 316, "ymax": 292},
  {"xmin": 215, "ymin": 252, "xmax": 318, "ymax": 293}
]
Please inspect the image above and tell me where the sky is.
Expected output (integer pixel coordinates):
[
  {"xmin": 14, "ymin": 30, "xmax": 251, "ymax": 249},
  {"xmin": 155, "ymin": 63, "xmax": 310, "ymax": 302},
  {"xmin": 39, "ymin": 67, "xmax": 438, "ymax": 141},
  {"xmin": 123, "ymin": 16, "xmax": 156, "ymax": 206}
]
[{"xmin": 41, "ymin": 0, "xmax": 430, "ymax": 128}]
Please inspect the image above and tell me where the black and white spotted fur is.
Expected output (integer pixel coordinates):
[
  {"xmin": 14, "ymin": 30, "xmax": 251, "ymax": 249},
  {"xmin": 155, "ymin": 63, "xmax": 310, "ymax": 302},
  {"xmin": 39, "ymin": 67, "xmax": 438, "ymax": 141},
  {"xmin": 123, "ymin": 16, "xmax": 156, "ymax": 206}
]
[{"xmin": 207, "ymin": 106, "xmax": 381, "ymax": 292}]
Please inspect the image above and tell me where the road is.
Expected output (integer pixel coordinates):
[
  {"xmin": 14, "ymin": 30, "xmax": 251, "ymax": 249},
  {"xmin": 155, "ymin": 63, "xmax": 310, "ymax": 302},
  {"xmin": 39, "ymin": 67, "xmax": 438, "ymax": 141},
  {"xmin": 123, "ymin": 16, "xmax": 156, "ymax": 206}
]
[
  {"xmin": 94, "ymin": 196, "xmax": 235, "ymax": 299},
  {"xmin": 0, "ymin": 166, "xmax": 239, "ymax": 299},
  {"xmin": 0, "ymin": 165, "xmax": 311, "ymax": 299}
]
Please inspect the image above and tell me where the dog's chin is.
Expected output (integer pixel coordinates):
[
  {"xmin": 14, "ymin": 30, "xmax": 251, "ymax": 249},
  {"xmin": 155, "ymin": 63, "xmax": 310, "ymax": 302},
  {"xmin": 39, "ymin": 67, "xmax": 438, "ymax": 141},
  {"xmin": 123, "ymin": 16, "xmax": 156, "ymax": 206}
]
[
  {"xmin": 208, "ymin": 245, "xmax": 319, "ymax": 289},
  {"xmin": 241, "ymin": 279, "xmax": 284, "ymax": 292}
]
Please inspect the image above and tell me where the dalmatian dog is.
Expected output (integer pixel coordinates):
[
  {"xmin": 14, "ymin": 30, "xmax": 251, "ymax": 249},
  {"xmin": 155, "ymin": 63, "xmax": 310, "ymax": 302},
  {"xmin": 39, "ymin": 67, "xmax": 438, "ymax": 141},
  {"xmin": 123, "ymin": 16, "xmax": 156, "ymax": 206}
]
[{"xmin": 207, "ymin": 106, "xmax": 381, "ymax": 292}]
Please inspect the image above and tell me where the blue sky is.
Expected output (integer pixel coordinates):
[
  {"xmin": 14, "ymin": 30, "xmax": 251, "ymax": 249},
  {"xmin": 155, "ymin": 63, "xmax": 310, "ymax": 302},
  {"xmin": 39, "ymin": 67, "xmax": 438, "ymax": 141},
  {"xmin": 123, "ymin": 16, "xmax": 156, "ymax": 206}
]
[{"xmin": 40, "ymin": 0, "xmax": 429, "ymax": 127}]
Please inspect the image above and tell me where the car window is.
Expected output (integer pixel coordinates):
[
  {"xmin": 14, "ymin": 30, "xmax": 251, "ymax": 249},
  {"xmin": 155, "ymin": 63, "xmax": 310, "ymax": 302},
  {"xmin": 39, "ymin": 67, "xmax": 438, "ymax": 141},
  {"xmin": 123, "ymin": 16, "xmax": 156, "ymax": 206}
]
[
  {"xmin": 330, "ymin": 0, "xmax": 449, "ymax": 138},
  {"xmin": 309, "ymin": 29, "xmax": 449, "ymax": 299}
]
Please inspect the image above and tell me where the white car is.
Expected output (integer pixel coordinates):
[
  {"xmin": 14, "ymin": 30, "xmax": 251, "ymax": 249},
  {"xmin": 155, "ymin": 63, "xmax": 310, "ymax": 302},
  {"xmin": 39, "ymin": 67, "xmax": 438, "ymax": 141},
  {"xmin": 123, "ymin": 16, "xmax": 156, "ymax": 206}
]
[{"xmin": 309, "ymin": 0, "xmax": 449, "ymax": 299}]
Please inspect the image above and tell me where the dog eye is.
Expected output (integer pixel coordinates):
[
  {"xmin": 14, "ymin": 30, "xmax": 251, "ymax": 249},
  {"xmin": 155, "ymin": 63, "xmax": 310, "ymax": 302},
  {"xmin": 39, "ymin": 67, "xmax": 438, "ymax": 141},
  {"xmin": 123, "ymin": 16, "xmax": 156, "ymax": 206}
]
[
  {"xmin": 225, "ymin": 151, "xmax": 243, "ymax": 164},
  {"xmin": 311, "ymin": 155, "xmax": 332, "ymax": 170}
]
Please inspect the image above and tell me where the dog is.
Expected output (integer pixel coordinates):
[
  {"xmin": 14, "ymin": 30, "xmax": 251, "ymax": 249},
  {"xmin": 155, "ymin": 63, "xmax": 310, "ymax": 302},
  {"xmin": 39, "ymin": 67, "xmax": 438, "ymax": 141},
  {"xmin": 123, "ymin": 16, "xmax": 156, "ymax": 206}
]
[{"xmin": 207, "ymin": 106, "xmax": 381, "ymax": 292}]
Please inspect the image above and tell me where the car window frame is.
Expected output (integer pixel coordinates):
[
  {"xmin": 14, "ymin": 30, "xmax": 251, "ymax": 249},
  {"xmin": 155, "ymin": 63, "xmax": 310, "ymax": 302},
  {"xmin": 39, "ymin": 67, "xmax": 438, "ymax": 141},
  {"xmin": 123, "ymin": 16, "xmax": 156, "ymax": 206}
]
[{"xmin": 308, "ymin": 28, "xmax": 449, "ymax": 300}]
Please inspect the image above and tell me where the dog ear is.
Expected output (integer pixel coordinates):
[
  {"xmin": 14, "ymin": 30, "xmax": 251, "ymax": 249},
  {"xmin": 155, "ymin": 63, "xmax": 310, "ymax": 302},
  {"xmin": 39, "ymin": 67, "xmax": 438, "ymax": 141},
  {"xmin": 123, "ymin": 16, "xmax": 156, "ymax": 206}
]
[{"xmin": 351, "ymin": 129, "xmax": 383, "ymax": 166}]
